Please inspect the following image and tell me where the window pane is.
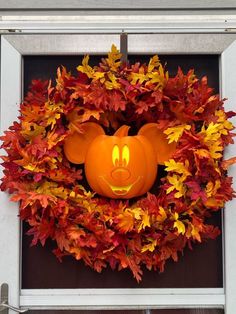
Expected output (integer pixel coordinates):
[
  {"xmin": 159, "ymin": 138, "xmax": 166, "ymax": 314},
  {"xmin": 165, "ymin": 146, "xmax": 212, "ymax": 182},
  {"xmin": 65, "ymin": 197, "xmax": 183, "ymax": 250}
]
[{"xmin": 22, "ymin": 55, "xmax": 222, "ymax": 289}]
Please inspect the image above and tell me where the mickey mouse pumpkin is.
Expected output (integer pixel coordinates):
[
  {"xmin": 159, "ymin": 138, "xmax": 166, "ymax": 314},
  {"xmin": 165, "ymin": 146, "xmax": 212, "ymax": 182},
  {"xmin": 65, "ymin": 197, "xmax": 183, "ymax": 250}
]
[{"xmin": 64, "ymin": 121, "xmax": 176, "ymax": 199}]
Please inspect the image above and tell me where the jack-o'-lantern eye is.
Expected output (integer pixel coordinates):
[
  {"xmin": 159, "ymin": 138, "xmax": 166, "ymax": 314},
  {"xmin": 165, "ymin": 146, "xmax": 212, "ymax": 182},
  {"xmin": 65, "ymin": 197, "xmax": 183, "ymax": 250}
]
[
  {"xmin": 112, "ymin": 145, "xmax": 120, "ymax": 166},
  {"xmin": 122, "ymin": 145, "xmax": 130, "ymax": 166}
]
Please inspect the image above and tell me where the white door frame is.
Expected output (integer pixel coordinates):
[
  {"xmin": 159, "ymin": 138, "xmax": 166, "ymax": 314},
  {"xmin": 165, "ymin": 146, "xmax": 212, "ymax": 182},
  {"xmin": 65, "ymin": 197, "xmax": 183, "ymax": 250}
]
[{"xmin": 1, "ymin": 32, "xmax": 236, "ymax": 312}]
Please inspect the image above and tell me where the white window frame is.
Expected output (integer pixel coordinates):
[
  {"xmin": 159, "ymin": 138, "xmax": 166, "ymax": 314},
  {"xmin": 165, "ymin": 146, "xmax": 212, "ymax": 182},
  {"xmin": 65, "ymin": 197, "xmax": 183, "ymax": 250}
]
[{"xmin": 1, "ymin": 32, "xmax": 236, "ymax": 313}]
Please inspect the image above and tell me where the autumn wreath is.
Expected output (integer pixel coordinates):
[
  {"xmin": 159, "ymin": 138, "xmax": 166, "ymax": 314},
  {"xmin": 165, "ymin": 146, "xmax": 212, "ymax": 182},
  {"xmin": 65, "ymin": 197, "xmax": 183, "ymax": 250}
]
[{"xmin": 1, "ymin": 45, "xmax": 236, "ymax": 281}]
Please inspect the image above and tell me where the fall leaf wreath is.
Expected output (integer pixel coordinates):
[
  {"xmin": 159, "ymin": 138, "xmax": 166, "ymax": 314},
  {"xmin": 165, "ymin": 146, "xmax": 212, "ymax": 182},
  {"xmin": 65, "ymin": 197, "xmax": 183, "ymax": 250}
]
[{"xmin": 1, "ymin": 45, "xmax": 236, "ymax": 281}]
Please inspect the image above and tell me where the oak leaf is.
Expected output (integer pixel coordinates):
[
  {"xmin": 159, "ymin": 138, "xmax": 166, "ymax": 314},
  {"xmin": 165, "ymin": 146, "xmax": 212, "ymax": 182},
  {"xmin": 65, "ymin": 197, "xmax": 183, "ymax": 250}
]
[{"xmin": 164, "ymin": 124, "xmax": 191, "ymax": 143}]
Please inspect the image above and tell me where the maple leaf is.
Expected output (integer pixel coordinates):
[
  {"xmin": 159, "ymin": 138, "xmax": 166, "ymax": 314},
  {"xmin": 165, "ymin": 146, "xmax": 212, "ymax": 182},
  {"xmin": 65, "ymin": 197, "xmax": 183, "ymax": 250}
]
[
  {"xmin": 27, "ymin": 218, "xmax": 55, "ymax": 246},
  {"xmin": 27, "ymin": 192, "xmax": 57, "ymax": 208},
  {"xmin": 164, "ymin": 124, "xmax": 191, "ymax": 143}
]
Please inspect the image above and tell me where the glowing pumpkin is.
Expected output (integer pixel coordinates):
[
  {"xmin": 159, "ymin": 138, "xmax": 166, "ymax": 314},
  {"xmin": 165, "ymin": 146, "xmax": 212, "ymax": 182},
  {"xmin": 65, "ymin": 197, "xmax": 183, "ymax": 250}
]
[{"xmin": 64, "ymin": 122, "xmax": 176, "ymax": 199}]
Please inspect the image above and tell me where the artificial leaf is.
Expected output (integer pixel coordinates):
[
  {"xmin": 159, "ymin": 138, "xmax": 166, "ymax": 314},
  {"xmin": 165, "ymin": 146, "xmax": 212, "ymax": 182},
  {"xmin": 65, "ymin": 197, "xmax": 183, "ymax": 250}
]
[{"xmin": 164, "ymin": 124, "xmax": 191, "ymax": 143}]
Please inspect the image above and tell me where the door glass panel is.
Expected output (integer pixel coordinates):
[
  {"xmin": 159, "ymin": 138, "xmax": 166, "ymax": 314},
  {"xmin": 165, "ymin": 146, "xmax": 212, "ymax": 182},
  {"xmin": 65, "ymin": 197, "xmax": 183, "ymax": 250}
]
[{"xmin": 22, "ymin": 55, "xmax": 222, "ymax": 289}]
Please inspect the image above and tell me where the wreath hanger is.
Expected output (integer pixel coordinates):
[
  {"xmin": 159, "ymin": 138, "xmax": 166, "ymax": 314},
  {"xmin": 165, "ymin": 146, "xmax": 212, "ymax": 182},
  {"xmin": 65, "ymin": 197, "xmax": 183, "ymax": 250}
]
[{"xmin": 120, "ymin": 32, "xmax": 128, "ymax": 63}]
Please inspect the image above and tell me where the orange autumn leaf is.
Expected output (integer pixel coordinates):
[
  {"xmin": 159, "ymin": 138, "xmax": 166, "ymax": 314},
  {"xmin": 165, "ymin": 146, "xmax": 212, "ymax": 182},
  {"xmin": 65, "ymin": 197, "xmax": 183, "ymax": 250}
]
[
  {"xmin": 222, "ymin": 157, "xmax": 236, "ymax": 170},
  {"xmin": 116, "ymin": 211, "xmax": 134, "ymax": 233}
]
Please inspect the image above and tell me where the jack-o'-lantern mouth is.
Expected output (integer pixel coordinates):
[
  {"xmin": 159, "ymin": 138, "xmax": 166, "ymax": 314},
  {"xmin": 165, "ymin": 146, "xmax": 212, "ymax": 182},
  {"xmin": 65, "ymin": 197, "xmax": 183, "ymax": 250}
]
[{"xmin": 100, "ymin": 176, "xmax": 141, "ymax": 196}]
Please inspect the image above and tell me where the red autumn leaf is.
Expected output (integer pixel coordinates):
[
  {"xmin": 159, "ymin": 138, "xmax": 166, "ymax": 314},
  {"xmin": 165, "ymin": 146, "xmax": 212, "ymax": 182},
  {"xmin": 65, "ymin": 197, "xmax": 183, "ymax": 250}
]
[
  {"xmin": 185, "ymin": 180, "xmax": 207, "ymax": 202},
  {"xmin": 27, "ymin": 218, "xmax": 55, "ymax": 246},
  {"xmin": 108, "ymin": 90, "xmax": 127, "ymax": 111}
]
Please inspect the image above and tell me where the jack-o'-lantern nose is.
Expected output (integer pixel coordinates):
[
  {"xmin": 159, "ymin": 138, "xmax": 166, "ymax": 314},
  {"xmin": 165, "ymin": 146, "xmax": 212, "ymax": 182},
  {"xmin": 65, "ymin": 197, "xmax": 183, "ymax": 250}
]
[{"xmin": 111, "ymin": 167, "xmax": 131, "ymax": 181}]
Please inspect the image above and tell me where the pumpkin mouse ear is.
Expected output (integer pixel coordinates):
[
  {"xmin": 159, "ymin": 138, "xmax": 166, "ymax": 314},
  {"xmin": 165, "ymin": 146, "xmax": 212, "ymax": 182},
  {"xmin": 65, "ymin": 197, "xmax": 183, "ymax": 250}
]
[
  {"xmin": 64, "ymin": 122, "xmax": 105, "ymax": 164},
  {"xmin": 138, "ymin": 123, "xmax": 176, "ymax": 165}
]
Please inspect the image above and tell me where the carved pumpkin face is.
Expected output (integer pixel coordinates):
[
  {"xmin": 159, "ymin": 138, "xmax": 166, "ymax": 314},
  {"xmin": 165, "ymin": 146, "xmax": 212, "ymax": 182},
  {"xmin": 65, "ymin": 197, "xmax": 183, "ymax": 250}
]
[{"xmin": 64, "ymin": 122, "xmax": 176, "ymax": 199}]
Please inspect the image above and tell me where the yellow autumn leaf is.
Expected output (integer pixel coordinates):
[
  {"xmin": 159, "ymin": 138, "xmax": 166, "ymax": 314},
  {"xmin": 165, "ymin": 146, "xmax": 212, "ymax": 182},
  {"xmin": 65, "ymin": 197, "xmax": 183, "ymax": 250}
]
[
  {"xmin": 186, "ymin": 223, "xmax": 201, "ymax": 242},
  {"xmin": 156, "ymin": 206, "xmax": 167, "ymax": 223},
  {"xmin": 130, "ymin": 207, "xmax": 143, "ymax": 220},
  {"xmin": 129, "ymin": 67, "xmax": 147, "ymax": 85},
  {"xmin": 146, "ymin": 61, "xmax": 168, "ymax": 89},
  {"xmin": 141, "ymin": 239, "xmax": 157, "ymax": 253},
  {"xmin": 164, "ymin": 159, "xmax": 191, "ymax": 180},
  {"xmin": 164, "ymin": 124, "xmax": 191, "ymax": 143},
  {"xmin": 105, "ymin": 72, "xmax": 121, "ymax": 90},
  {"xmin": 174, "ymin": 220, "xmax": 186, "ymax": 235},
  {"xmin": 200, "ymin": 122, "xmax": 221, "ymax": 142},
  {"xmin": 215, "ymin": 110, "xmax": 234, "ymax": 135},
  {"xmin": 106, "ymin": 44, "xmax": 122, "ymax": 71},
  {"xmin": 93, "ymin": 71, "xmax": 105, "ymax": 81},
  {"xmin": 205, "ymin": 180, "xmax": 221, "ymax": 197},
  {"xmin": 167, "ymin": 174, "xmax": 186, "ymax": 198},
  {"xmin": 147, "ymin": 55, "xmax": 160, "ymax": 72},
  {"xmin": 77, "ymin": 55, "xmax": 94, "ymax": 78},
  {"xmin": 44, "ymin": 101, "xmax": 64, "ymax": 129},
  {"xmin": 173, "ymin": 212, "xmax": 179, "ymax": 220},
  {"xmin": 23, "ymin": 163, "xmax": 45, "ymax": 172},
  {"xmin": 147, "ymin": 71, "xmax": 166, "ymax": 89},
  {"xmin": 190, "ymin": 224, "xmax": 201, "ymax": 242},
  {"xmin": 193, "ymin": 149, "xmax": 210, "ymax": 159},
  {"xmin": 138, "ymin": 211, "xmax": 151, "ymax": 232},
  {"xmin": 21, "ymin": 122, "xmax": 45, "ymax": 140}
]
